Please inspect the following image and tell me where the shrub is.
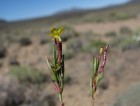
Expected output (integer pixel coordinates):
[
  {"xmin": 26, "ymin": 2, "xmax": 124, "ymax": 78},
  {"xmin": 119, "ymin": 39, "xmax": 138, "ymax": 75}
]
[
  {"xmin": 90, "ymin": 40, "xmax": 107, "ymax": 48},
  {"xmin": 61, "ymin": 26, "xmax": 78, "ymax": 42},
  {"xmin": 0, "ymin": 76, "xmax": 25, "ymax": 106},
  {"xmin": 64, "ymin": 76, "xmax": 72, "ymax": 85},
  {"xmin": 110, "ymin": 12, "xmax": 135, "ymax": 20},
  {"xmin": 119, "ymin": 36, "xmax": 140, "ymax": 51},
  {"xmin": 98, "ymin": 78, "xmax": 109, "ymax": 90},
  {"xmin": 9, "ymin": 66, "xmax": 47, "ymax": 84},
  {"xmin": 109, "ymin": 12, "xmax": 117, "ymax": 17},
  {"xmin": 67, "ymin": 39, "xmax": 83, "ymax": 52},
  {"xmin": 133, "ymin": 29, "xmax": 140, "ymax": 36},
  {"xmin": 19, "ymin": 37, "xmax": 32, "ymax": 46},
  {"xmin": 40, "ymin": 38, "xmax": 49, "ymax": 45},
  {"xmin": 9, "ymin": 56, "xmax": 20, "ymax": 66},
  {"xmin": 0, "ymin": 45, "xmax": 7, "ymax": 58},
  {"xmin": 64, "ymin": 38, "xmax": 83, "ymax": 59},
  {"xmin": 84, "ymin": 30, "xmax": 93, "ymax": 36},
  {"xmin": 95, "ymin": 19, "xmax": 104, "ymax": 23},
  {"xmin": 83, "ymin": 40, "xmax": 107, "ymax": 53},
  {"xmin": 105, "ymin": 31, "xmax": 117, "ymax": 37},
  {"xmin": 120, "ymin": 26, "xmax": 132, "ymax": 35}
]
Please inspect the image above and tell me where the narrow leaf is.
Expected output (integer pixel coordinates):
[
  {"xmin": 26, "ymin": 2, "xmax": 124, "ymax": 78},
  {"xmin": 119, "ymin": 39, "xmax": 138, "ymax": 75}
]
[
  {"xmin": 96, "ymin": 73, "xmax": 104, "ymax": 84},
  {"xmin": 93, "ymin": 57, "xmax": 99, "ymax": 76}
]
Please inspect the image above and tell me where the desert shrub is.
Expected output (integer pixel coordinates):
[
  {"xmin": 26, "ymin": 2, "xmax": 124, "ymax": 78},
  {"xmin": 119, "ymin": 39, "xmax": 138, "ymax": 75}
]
[
  {"xmin": 90, "ymin": 40, "xmax": 107, "ymax": 48},
  {"xmin": 9, "ymin": 56, "xmax": 20, "ymax": 66},
  {"xmin": 1, "ymin": 34, "xmax": 16, "ymax": 43},
  {"xmin": 134, "ymin": 28, "xmax": 140, "ymax": 35},
  {"xmin": 9, "ymin": 66, "xmax": 47, "ymax": 84},
  {"xmin": 110, "ymin": 12, "xmax": 135, "ymax": 20},
  {"xmin": 111, "ymin": 84, "xmax": 140, "ymax": 106},
  {"xmin": 0, "ymin": 76, "xmax": 25, "ymax": 106},
  {"xmin": 83, "ymin": 17, "xmax": 104, "ymax": 23},
  {"xmin": 95, "ymin": 19, "xmax": 104, "ymax": 23},
  {"xmin": 99, "ymin": 78, "xmax": 109, "ymax": 90},
  {"xmin": 120, "ymin": 26, "xmax": 132, "ymax": 35},
  {"xmin": 110, "ymin": 37, "xmax": 122, "ymax": 47},
  {"xmin": 109, "ymin": 12, "xmax": 117, "ymax": 17},
  {"xmin": 64, "ymin": 76, "xmax": 72, "ymax": 85},
  {"xmin": 84, "ymin": 30, "xmax": 93, "ymax": 36},
  {"xmin": 0, "ymin": 45, "xmax": 7, "ymax": 58},
  {"xmin": 111, "ymin": 34, "xmax": 140, "ymax": 50},
  {"xmin": 120, "ymin": 37, "xmax": 135, "ymax": 46},
  {"xmin": 80, "ymin": 15, "xmax": 105, "ymax": 23},
  {"xmin": 67, "ymin": 39, "xmax": 83, "ymax": 52},
  {"xmin": 65, "ymin": 38, "xmax": 83, "ymax": 59},
  {"xmin": 119, "ymin": 14, "xmax": 134, "ymax": 20},
  {"xmin": 83, "ymin": 31, "xmax": 101, "ymax": 40},
  {"xmin": 83, "ymin": 40, "xmax": 107, "ymax": 53},
  {"xmin": 0, "ymin": 75, "xmax": 55, "ymax": 106},
  {"xmin": 40, "ymin": 38, "xmax": 48, "ymax": 45},
  {"xmin": 19, "ymin": 37, "xmax": 32, "ymax": 46},
  {"xmin": 105, "ymin": 31, "xmax": 117, "ymax": 37},
  {"xmin": 119, "ymin": 36, "xmax": 140, "ymax": 51},
  {"xmin": 62, "ymin": 26, "xmax": 78, "ymax": 42},
  {"xmin": 64, "ymin": 39, "xmax": 83, "ymax": 59},
  {"xmin": 64, "ymin": 51, "xmax": 75, "ymax": 60}
]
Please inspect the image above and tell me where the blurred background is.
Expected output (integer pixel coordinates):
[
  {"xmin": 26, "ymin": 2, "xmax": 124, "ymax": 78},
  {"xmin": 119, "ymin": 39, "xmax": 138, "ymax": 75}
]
[{"xmin": 0, "ymin": 0, "xmax": 140, "ymax": 106}]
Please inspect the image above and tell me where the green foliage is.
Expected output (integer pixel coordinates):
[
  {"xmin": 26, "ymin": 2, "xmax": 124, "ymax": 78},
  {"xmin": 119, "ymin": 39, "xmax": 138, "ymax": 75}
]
[
  {"xmin": 120, "ymin": 26, "xmax": 132, "ymax": 35},
  {"xmin": 84, "ymin": 30, "xmax": 93, "ymax": 36},
  {"xmin": 9, "ymin": 66, "xmax": 47, "ymax": 84},
  {"xmin": 120, "ymin": 37, "xmax": 136, "ymax": 47},
  {"xmin": 83, "ymin": 40, "xmax": 107, "ymax": 53},
  {"xmin": 46, "ymin": 40, "xmax": 65, "ymax": 104},
  {"xmin": 111, "ymin": 33, "xmax": 139, "ymax": 49},
  {"xmin": 133, "ymin": 28, "xmax": 140, "ymax": 35},
  {"xmin": 90, "ymin": 40, "xmax": 107, "ymax": 48},
  {"xmin": 90, "ymin": 45, "xmax": 109, "ymax": 99},
  {"xmin": 93, "ymin": 57, "xmax": 99, "ymax": 76},
  {"xmin": 109, "ymin": 12, "xmax": 135, "ymax": 20},
  {"xmin": 105, "ymin": 31, "xmax": 117, "ymax": 37}
]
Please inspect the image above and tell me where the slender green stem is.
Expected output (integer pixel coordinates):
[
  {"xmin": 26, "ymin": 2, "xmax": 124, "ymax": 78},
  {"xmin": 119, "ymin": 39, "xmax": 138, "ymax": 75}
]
[{"xmin": 58, "ymin": 93, "xmax": 64, "ymax": 106}]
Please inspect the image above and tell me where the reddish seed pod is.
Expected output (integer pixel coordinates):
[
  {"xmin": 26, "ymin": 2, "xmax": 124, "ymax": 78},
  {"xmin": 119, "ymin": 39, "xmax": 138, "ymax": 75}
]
[{"xmin": 99, "ymin": 45, "xmax": 109, "ymax": 73}]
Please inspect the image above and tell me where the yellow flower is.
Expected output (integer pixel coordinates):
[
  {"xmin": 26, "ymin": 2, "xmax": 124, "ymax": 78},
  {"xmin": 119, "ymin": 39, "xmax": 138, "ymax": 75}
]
[
  {"xmin": 100, "ymin": 48, "xmax": 103, "ymax": 55},
  {"xmin": 49, "ymin": 27, "xmax": 64, "ymax": 42}
]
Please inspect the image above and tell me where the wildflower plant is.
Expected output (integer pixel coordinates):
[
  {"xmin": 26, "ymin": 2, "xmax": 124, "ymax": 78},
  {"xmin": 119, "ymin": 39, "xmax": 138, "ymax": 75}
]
[
  {"xmin": 90, "ymin": 45, "xmax": 109, "ymax": 101},
  {"xmin": 46, "ymin": 27, "xmax": 65, "ymax": 106},
  {"xmin": 46, "ymin": 26, "xmax": 109, "ymax": 106}
]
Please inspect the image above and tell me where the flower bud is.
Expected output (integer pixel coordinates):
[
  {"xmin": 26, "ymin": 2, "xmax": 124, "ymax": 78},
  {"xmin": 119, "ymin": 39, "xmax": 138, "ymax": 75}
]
[{"xmin": 100, "ymin": 47, "xmax": 103, "ymax": 55}]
